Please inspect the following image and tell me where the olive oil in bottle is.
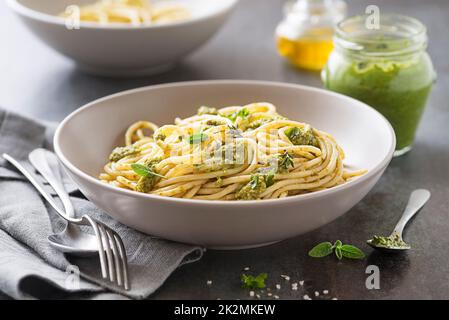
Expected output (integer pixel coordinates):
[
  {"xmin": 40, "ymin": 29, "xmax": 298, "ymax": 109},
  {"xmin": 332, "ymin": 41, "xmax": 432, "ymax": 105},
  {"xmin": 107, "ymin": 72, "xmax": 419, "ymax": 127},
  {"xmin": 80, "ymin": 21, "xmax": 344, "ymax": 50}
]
[{"xmin": 276, "ymin": 0, "xmax": 346, "ymax": 71}]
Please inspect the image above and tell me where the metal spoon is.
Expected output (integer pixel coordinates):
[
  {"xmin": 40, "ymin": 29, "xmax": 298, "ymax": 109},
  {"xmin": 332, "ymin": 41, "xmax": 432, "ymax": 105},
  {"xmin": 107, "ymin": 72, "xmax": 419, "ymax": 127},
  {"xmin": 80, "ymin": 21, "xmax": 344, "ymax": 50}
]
[
  {"xmin": 367, "ymin": 189, "xmax": 431, "ymax": 253},
  {"xmin": 28, "ymin": 149, "xmax": 99, "ymax": 257},
  {"xmin": 3, "ymin": 151, "xmax": 98, "ymax": 257}
]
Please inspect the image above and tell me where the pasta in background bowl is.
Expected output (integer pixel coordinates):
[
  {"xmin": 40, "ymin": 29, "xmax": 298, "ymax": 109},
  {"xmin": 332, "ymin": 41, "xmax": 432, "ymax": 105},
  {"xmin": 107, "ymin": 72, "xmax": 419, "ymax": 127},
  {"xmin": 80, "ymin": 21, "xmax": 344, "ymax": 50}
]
[
  {"xmin": 7, "ymin": 0, "xmax": 237, "ymax": 77},
  {"xmin": 60, "ymin": 0, "xmax": 191, "ymax": 26},
  {"xmin": 54, "ymin": 81, "xmax": 395, "ymax": 249}
]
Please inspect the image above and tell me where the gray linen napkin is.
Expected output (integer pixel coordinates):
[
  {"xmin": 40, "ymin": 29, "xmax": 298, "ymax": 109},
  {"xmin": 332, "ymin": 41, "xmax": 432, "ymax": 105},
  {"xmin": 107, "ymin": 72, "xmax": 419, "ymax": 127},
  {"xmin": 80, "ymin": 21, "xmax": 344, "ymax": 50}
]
[{"xmin": 0, "ymin": 108, "xmax": 204, "ymax": 300}]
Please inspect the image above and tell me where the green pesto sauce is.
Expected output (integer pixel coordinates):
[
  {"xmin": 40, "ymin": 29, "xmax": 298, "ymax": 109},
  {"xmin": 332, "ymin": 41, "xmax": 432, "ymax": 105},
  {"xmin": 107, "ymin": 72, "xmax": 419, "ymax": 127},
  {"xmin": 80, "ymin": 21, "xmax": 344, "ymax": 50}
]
[
  {"xmin": 134, "ymin": 157, "xmax": 163, "ymax": 193},
  {"xmin": 285, "ymin": 126, "xmax": 319, "ymax": 148},
  {"xmin": 135, "ymin": 174, "xmax": 158, "ymax": 193},
  {"xmin": 236, "ymin": 174, "xmax": 267, "ymax": 200},
  {"xmin": 323, "ymin": 53, "xmax": 435, "ymax": 150},
  {"xmin": 109, "ymin": 145, "xmax": 138, "ymax": 162},
  {"xmin": 370, "ymin": 233, "xmax": 409, "ymax": 248}
]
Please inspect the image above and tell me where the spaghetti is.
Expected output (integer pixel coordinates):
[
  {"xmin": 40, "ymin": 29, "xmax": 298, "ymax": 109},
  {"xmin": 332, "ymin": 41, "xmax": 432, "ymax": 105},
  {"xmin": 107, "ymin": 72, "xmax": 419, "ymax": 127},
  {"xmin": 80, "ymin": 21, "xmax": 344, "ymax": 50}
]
[
  {"xmin": 61, "ymin": 0, "xmax": 190, "ymax": 26},
  {"xmin": 99, "ymin": 103, "xmax": 366, "ymax": 200}
]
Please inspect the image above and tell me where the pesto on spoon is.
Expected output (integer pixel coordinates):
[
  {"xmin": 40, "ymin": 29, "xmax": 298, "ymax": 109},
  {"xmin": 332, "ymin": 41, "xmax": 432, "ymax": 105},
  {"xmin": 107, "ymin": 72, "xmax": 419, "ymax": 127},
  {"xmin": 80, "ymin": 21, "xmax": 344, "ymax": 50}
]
[{"xmin": 367, "ymin": 189, "xmax": 431, "ymax": 253}]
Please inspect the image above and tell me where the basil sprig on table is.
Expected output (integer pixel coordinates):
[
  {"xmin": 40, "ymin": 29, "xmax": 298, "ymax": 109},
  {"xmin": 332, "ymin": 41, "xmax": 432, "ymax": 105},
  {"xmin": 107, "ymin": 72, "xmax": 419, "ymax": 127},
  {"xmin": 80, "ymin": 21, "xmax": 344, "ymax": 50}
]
[
  {"xmin": 241, "ymin": 273, "xmax": 267, "ymax": 289},
  {"xmin": 308, "ymin": 240, "xmax": 365, "ymax": 260}
]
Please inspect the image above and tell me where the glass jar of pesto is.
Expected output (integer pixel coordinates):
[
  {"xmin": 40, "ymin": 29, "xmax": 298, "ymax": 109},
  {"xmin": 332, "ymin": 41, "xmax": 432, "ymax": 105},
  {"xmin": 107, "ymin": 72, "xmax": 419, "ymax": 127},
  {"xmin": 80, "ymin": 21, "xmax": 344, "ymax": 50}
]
[{"xmin": 322, "ymin": 14, "xmax": 436, "ymax": 156}]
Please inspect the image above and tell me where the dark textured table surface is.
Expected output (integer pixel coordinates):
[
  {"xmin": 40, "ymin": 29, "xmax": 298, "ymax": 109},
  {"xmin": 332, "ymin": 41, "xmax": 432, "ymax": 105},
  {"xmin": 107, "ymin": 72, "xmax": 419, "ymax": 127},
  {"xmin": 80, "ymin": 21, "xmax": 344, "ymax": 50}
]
[{"xmin": 1, "ymin": 0, "xmax": 449, "ymax": 300}]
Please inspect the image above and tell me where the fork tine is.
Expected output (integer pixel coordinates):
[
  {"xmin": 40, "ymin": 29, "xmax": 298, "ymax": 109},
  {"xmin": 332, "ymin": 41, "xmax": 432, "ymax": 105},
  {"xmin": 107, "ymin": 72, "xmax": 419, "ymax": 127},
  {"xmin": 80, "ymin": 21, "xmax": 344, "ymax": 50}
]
[
  {"xmin": 98, "ymin": 223, "xmax": 116, "ymax": 282},
  {"xmin": 87, "ymin": 217, "xmax": 108, "ymax": 279},
  {"xmin": 84, "ymin": 216, "xmax": 130, "ymax": 290},
  {"xmin": 112, "ymin": 231, "xmax": 130, "ymax": 291},
  {"xmin": 105, "ymin": 227, "xmax": 123, "ymax": 287}
]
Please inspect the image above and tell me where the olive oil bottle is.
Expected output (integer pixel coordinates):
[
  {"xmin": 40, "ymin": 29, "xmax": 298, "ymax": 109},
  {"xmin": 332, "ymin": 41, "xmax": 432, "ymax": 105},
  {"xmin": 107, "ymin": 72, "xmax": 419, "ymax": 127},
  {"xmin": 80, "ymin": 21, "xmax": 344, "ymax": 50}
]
[{"xmin": 276, "ymin": 0, "xmax": 346, "ymax": 71}]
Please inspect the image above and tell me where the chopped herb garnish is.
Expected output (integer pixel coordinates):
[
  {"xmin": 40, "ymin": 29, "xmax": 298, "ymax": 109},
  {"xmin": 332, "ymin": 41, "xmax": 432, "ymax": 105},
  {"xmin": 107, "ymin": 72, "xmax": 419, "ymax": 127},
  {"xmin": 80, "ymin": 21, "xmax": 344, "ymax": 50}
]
[
  {"xmin": 223, "ymin": 108, "xmax": 250, "ymax": 122},
  {"xmin": 265, "ymin": 171, "xmax": 275, "ymax": 187},
  {"xmin": 249, "ymin": 174, "xmax": 263, "ymax": 189},
  {"xmin": 246, "ymin": 152, "xmax": 293, "ymax": 189},
  {"xmin": 241, "ymin": 273, "xmax": 267, "ymax": 289},
  {"xmin": 309, "ymin": 240, "xmax": 365, "ymax": 260},
  {"xmin": 188, "ymin": 133, "xmax": 208, "ymax": 144},
  {"xmin": 277, "ymin": 152, "xmax": 294, "ymax": 173}
]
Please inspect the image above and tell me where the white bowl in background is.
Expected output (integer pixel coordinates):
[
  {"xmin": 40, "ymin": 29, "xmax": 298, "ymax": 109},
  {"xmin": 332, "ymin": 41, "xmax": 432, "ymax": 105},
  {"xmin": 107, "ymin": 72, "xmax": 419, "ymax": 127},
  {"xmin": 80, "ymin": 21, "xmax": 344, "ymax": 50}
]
[
  {"xmin": 54, "ymin": 80, "xmax": 395, "ymax": 249},
  {"xmin": 7, "ymin": 0, "xmax": 238, "ymax": 77}
]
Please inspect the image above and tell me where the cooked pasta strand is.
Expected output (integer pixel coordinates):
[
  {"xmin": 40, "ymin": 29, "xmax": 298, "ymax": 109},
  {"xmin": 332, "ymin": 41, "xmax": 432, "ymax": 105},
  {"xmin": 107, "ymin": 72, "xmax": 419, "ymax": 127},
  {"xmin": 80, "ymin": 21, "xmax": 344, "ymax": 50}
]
[{"xmin": 100, "ymin": 102, "xmax": 366, "ymax": 200}]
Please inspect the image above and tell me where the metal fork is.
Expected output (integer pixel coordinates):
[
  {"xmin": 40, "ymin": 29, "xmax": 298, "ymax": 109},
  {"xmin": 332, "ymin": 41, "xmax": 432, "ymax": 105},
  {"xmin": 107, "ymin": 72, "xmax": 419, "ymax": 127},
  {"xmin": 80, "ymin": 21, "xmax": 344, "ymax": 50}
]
[{"xmin": 2, "ymin": 152, "xmax": 130, "ymax": 290}]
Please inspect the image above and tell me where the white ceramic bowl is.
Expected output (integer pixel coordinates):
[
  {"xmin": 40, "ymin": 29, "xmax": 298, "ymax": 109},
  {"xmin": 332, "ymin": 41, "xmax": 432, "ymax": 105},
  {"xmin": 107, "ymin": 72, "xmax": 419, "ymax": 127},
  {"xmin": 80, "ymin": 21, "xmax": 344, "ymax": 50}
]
[
  {"xmin": 7, "ymin": 0, "xmax": 237, "ymax": 77},
  {"xmin": 54, "ymin": 80, "xmax": 395, "ymax": 249}
]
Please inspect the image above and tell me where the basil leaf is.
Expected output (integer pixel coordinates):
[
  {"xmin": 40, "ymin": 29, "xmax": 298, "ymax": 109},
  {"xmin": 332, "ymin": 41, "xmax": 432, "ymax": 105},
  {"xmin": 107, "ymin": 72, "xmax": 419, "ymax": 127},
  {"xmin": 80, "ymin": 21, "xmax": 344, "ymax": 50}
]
[
  {"xmin": 335, "ymin": 246, "xmax": 343, "ymax": 260},
  {"xmin": 341, "ymin": 245, "xmax": 365, "ymax": 259},
  {"xmin": 249, "ymin": 175, "xmax": 259, "ymax": 189},
  {"xmin": 333, "ymin": 240, "xmax": 342, "ymax": 249},
  {"xmin": 131, "ymin": 164, "xmax": 151, "ymax": 177},
  {"xmin": 278, "ymin": 152, "xmax": 294, "ymax": 172},
  {"xmin": 131, "ymin": 164, "xmax": 165, "ymax": 178},
  {"xmin": 308, "ymin": 242, "xmax": 333, "ymax": 258},
  {"xmin": 265, "ymin": 171, "xmax": 275, "ymax": 187},
  {"xmin": 241, "ymin": 273, "xmax": 267, "ymax": 289},
  {"xmin": 224, "ymin": 108, "xmax": 250, "ymax": 122},
  {"xmin": 255, "ymin": 273, "xmax": 268, "ymax": 288}
]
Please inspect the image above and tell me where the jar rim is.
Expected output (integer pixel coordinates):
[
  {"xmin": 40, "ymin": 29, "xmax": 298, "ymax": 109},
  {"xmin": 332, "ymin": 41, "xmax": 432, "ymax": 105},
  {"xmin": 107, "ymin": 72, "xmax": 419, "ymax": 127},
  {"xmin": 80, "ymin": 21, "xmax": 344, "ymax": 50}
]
[{"xmin": 335, "ymin": 14, "xmax": 427, "ymax": 57}]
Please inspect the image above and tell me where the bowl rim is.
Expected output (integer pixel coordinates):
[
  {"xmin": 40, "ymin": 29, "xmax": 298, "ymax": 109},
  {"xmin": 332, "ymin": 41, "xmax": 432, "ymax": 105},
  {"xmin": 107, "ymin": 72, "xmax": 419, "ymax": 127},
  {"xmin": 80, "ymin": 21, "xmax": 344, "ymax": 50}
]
[
  {"xmin": 6, "ymin": 0, "xmax": 238, "ymax": 30},
  {"xmin": 54, "ymin": 79, "xmax": 396, "ymax": 207}
]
